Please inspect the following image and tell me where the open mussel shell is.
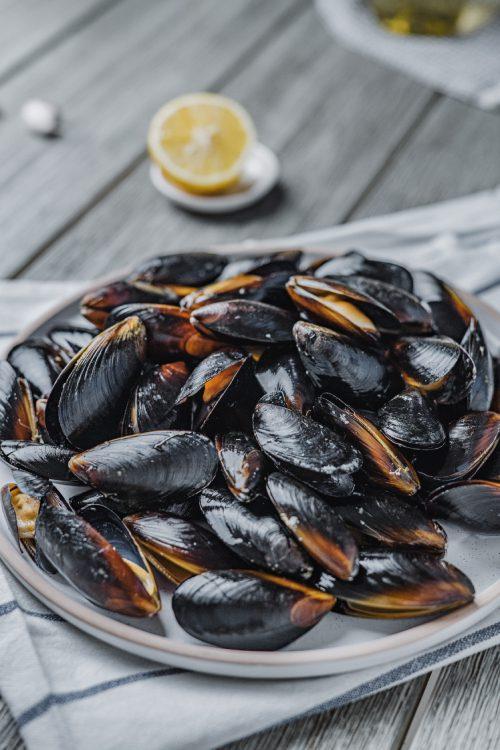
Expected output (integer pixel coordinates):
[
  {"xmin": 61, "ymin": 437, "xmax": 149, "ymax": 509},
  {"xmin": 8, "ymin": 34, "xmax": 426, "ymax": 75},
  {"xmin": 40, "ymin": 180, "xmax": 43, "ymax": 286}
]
[
  {"xmin": 287, "ymin": 275, "xmax": 400, "ymax": 342},
  {"xmin": 378, "ymin": 388, "xmax": 446, "ymax": 451},
  {"xmin": 175, "ymin": 350, "xmax": 245, "ymax": 404},
  {"xmin": 255, "ymin": 347, "xmax": 314, "ymax": 414},
  {"xmin": 172, "ymin": 569, "xmax": 335, "ymax": 650},
  {"xmin": 461, "ymin": 317, "xmax": 494, "ymax": 412},
  {"xmin": 8, "ymin": 339, "xmax": 66, "ymax": 397},
  {"xmin": 69, "ymin": 430, "xmax": 218, "ymax": 509},
  {"xmin": 314, "ymin": 250, "xmax": 414, "ymax": 292},
  {"xmin": 332, "ymin": 492, "xmax": 447, "ymax": 553},
  {"xmin": 0, "ymin": 440, "xmax": 76, "ymax": 483},
  {"xmin": 412, "ymin": 272, "xmax": 471, "ymax": 342},
  {"xmin": 36, "ymin": 492, "xmax": 160, "ymax": 617},
  {"xmin": 215, "ymin": 432, "xmax": 266, "ymax": 502},
  {"xmin": 131, "ymin": 251, "xmax": 227, "ymax": 286},
  {"xmin": 0, "ymin": 362, "xmax": 38, "ymax": 441},
  {"xmin": 314, "ymin": 394, "xmax": 420, "ymax": 496},
  {"xmin": 217, "ymin": 249, "xmax": 301, "ymax": 281},
  {"xmin": 266, "ymin": 473, "xmax": 359, "ymax": 580},
  {"xmin": 180, "ymin": 272, "xmax": 290, "ymax": 312},
  {"xmin": 80, "ymin": 280, "xmax": 178, "ymax": 329},
  {"xmin": 1, "ymin": 482, "xmax": 40, "ymax": 561},
  {"xmin": 124, "ymin": 512, "xmax": 240, "ymax": 584},
  {"xmin": 294, "ymin": 321, "xmax": 399, "ymax": 409},
  {"xmin": 416, "ymin": 412, "xmax": 500, "ymax": 486},
  {"xmin": 318, "ymin": 551, "xmax": 474, "ymax": 618},
  {"xmin": 123, "ymin": 362, "xmax": 189, "ymax": 434},
  {"xmin": 427, "ymin": 480, "xmax": 500, "ymax": 532},
  {"xmin": 105, "ymin": 303, "xmax": 222, "ymax": 361},
  {"xmin": 328, "ymin": 275, "xmax": 434, "ymax": 334},
  {"xmin": 253, "ymin": 396, "xmax": 362, "ymax": 496},
  {"xmin": 190, "ymin": 300, "xmax": 297, "ymax": 345},
  {"xmin": 392, "ymin": 335, "xmax": 475, "ymax": 405},
  {"xmin": 199, "ymin": 487, "xmax": 313, "ymax": 579},
  {"xmin": 45, "ymin": 316, "xmax": 147, "ymax": 449}
]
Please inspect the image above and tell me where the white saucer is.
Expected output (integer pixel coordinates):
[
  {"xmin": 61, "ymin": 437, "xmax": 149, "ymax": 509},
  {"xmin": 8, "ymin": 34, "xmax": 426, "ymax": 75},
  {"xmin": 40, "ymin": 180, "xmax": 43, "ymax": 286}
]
[{"xmin": 149, "ymin": 142, "xmax": 280, "ymax": 214}]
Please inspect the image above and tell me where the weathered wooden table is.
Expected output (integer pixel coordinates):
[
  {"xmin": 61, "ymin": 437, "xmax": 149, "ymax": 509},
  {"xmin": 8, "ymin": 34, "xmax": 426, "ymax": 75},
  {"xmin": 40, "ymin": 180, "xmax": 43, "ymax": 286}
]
[{"xmin": 1, "ymin": 1, "xmax": 499, "ymax": 748}]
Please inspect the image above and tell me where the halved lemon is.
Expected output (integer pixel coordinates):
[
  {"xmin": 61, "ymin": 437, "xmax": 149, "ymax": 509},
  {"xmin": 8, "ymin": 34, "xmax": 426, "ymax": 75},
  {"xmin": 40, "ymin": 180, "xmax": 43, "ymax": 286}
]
[{"xmin": 148, "ymin": 93, "xmax": 256, "ymax": 194}]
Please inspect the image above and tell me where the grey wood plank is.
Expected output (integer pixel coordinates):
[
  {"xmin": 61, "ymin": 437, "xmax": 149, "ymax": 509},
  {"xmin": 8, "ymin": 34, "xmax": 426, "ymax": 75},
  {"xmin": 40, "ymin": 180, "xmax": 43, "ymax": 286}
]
[
  {"xmin": 20, "ymin": 8, "xmax": 432, "ymax": 282},
  {"xmin": 346, "ymin": 96, "xmax": 500, "ymax": 220},
  {"xmin": 0, "ymin": 0, "xmax": 303, "ymax": 277},
  {"xmin": 0, "ymin": 0, "xmax": 117, "ymax": 84},
  {"xmin": 221, "ymin": 677, "xmax": 427, "ymax": 750},
  {"xmin": 404, "ymin": 646, "xmax": 500, "ymax": 750}
]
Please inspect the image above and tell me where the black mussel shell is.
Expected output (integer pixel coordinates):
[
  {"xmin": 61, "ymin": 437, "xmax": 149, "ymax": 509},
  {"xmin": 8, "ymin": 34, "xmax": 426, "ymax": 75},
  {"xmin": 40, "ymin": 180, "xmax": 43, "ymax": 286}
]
[
  {"xmin": 190, "ymin": 300, "xmax": 297, "ymax": 345},
  {"xmin": 0, "ymin": 440, "xmax": 76, "ymax": 483},
  {"xmin": 0, "ymin": 362, "xmax": 38, "ymax": 441},
  {"xmin": 378, "ymin": 388, "xmax": 446, "ymax": 451},
  {"xmin": 11, "ymin": 469, "xmax": 52, "ymax": 500},
  {"xmin": 319, "ymin": 551, "xmax": 474, "ymax": 618},
  {"xmin": 105, "ymin": 303, "xmax": 223, "ymax": 361},
  {"xmin": 255, "ymin": 347, "xmax": 314, "ymax": 414},
  {"xmin": 175, "ymin": 350, "xmax": 245, "ymax": 404},
  {"xmin": 217, "ymin": 250, "xmax": 301, "ymax": 281},
  {"xmin": 215, "ymin": 432, "xmax": 266, "ymax": 502},
  {"xmin": 314, "ymin": 394, "xmax": 420, "ymax": 496},
  {"xmin": 199, "ymin": 487, "xmax": 313, "ymax": 579},
  {"xmin": 294, "ymin": 321, "xmax": 399, "ymax": 409},
  {"xmin": 493, "ymin": 358, "xmax": 500, "ymax": 413},
  {"xmin": 427, "ymin": 480, "xmax": 500, "ymax": 532},
  {"xmin": 461, "ymin": 317, "xmax": 494, "ymax": 412},
  {"xmin": 332, "ymin": 492, "xmax": 446, "ymax": 553},
  {"xmin": 124, "ymin": 512, "xmax": 240, "ymax": 584},
  {"xmin": 329, "ymin": 275, "xmax": 433, "ymax": 334},
  {"xmin": 266, "ymin": 473, "xmax": 359, "ymax": 580},
  {"xmin": 287, "ymin": 275, "xmax": 400, "ymax": 342},
  {"xmin": 48, "ymin": 326, "xmax": 96, "ymax": 360},
  {"xmin": 131, "ymin": 251, "xmax": 227, "ymax": 286},
  {"xmin": 124, "ymin": 362, "xmax": 189, "ymax": 434},
  {"xmin": 69, "ymin": 430, "xmax": 218, "ymax": 509},
  {"xmin": 253, "ymin": 397, "xmax": 362, "ymax": 496},
  {"xmin": 314, "ymin": 250, "xmax": 413, "ymax": 292},
  {"xmin": 392, "ymin": 335, "xmax": 475, "ymax": 405},
  {"xmin": 1, "ymin": 482, "xmax": 40, "ymax": 561},
  {"xmin": 80, "ymin": 280, "xmax": 175, "ymax": 328},
  {"xmin": 8, "ymin": 339, "xmax": 65, "ymax": 397},
  {"xmin": 36, "ymin": 493, "xmax": 160, "ymax": 616},
  {"xmin": 45, "ymin": 316, "xmax": 147, "ymax": 449},
  {"xmin": 172, "ymin": 569, "xmax": 335, "ymax": 650},
  {"xmin": 416, "ymin": 412, "xmax": 500, "ymax": 485},
  {"xmin": 412, "ymin": 272, "xmax": 470, "ymax": 341},
  {"xmin": 181, "ymin": 272, "xmax": 291, "ymax": 312},
  {"xmin": 479, "ymin": 446, "xmax": 500, "ymax": 482}
]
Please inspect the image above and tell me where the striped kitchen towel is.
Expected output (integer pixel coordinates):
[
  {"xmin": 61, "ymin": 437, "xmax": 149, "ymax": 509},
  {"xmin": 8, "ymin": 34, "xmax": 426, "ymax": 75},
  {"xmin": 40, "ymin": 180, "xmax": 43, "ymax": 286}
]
[
  {"xmin": 1, "ymin": 186, "xmax": 500, "ymax": 750},
  {"xmin": 316, "ymin": 0, "xmax": 500, "ymax": 110}
]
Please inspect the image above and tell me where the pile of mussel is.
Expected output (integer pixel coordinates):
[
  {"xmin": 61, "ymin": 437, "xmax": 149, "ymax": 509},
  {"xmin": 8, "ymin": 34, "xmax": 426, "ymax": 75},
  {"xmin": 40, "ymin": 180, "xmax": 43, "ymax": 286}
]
[{"xmin": 1, "ymin": 248, "xmax": 499, "ymax": 650}]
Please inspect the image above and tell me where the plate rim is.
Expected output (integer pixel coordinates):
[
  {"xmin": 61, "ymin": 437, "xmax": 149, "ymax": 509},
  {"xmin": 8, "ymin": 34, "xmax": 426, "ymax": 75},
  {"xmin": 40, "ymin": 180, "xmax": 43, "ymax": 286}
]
[{"xmin": 1, "ymin": 250, "xmax": 499, "ymax": 678}]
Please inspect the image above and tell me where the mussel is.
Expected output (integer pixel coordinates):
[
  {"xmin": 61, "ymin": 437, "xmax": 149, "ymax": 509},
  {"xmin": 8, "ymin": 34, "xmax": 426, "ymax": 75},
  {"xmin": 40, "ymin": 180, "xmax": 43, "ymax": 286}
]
[
  {"xmin": 172, "ymin": 569, "xmax": 335, "ymax": 650},
  {"xmin": 392, "ymin": 335, "xmax": 475, "ymax": 405},
  {"xmin": 45, "ymin": 316, "xmax": 147, "ymax": 449},
  {"xmin": 48, "ymin": 326, "xmax": 96, "ymax": 360},
  {"xmin": 215, "ymin": 432, "xmax": 266, "ymax": 502},
  {"xmin": 314, "ymin": 394, "xmax": 420, "ymax": 496},
  {"xmin": 8, "ymin": 338, "xmax": 66, "ymax": 397},
  {"xmin": 460, "ymin": 317, "xmax": 494, "ymax": 412},
  {"xmin": 190, "ymin": 300, "xmax": 297, "ymax": 344},
  {"xmin": 80, "ymin": 280, "xmax": 177, "ymax": 328},
  {"xmin": 180, "ymin": 272, "xmax": 291, "ymax": 312},
  {"xmin": 314, "ymin": 250, "xmax": 414, "ymax": 292},
  {"xmin": 69, "ymin": 430, "xmax": 218, "ymax": 509},
  {"xmin": 266, "ymin": 473, "xmax": 359, "ymax": 580},
  {"xmin": 378, "ymin": 388, "xmax": 446, "ymax": 451},
  {"xmin": 124, "ymin": 512, "xmax": 240, "ymax": 584},
  {"xmin": 0, "ymin": 440, "xmax": 76, "ymax": 482},
  {"xmin": 294, "ymin": 321, "xmax": 399, "ymax": 409},
  {"xmin": 412, "ymin": 272, "xmax": 470, "ymax": 341},
  {"xmin": 131, "ymin": 251, "xmax": 227, "ymax": 286},
  {"xmin": 255, "ymin": 347, "xmax": 314, "ymax": 414},
  {"xmin": 123, "ymin": 362, "xmax": 189, "ymax": 434},
  {"xmin": 318, "ymin": 551, "xmax": 474, "ymax": 618},
  {"xmin": 253, "ymin": 394, "xmax": 362, "ymax": 496},
  {"xmin": 427, "ymin": 480, "xmax": 500, "ymax": 532},
  {"xmin": 199, "ymin": 486, "xmax": 313, "ymax": 579},
  {"xmin": 36, "ymin": 490, "xmax": 160, "ymax": 616},
  {"xmin": 0, "ymin": 362, "xmax": 37, "ymax": 441},
  {"xmin": 1, "ymin": 482, "xmax": 40, "ymax": 560},
  {"xmin": 217, "ymin": 250, "xmax": 301, "ymax": 281}
]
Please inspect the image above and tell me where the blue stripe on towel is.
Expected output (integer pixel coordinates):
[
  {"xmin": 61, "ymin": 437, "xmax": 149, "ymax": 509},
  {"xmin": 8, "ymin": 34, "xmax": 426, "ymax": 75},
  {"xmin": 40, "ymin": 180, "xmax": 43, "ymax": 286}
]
[{"xmin": 0, "ymin": 599, "xmax": 64, "ymax": 622}]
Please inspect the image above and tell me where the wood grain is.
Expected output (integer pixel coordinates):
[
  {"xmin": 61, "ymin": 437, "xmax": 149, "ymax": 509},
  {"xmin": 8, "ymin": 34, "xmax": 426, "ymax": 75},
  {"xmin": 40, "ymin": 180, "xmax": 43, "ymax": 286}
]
[
  {"xmin": 21, "ymin": 8, "xmax": 431, "ymax": 281},
  {"xmin": 0, "ymin": 0, "xmax": 303, "ymax": 276}
]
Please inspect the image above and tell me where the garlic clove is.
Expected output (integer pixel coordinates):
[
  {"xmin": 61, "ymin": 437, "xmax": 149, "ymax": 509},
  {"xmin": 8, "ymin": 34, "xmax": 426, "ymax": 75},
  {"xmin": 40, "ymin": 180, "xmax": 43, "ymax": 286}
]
[{"xmin": 21, "ymin": 99, "xmax": 60, "ymax": 137}]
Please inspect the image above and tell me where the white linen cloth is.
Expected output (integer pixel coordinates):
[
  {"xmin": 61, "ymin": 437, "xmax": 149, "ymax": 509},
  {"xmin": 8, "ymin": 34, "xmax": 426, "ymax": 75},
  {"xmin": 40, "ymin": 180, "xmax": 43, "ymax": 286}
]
[
  {"xmin": 1, "ymin": 186, "xmax": 500, "ymax": 750},
  {"xmin": 316, "ymin": 0, "xmax": 500, "ymax": 110}
]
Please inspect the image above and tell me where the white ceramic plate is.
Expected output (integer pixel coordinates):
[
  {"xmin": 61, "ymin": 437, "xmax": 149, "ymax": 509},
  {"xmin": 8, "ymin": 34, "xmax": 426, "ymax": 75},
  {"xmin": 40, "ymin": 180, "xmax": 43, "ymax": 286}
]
[
  {"xmin": 1, "ymin": 250, "xmax": 499, "ymax": 679},
  {"xmin": 149, "ymin": 143, "xmax": 280, "ymax": 214}
]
